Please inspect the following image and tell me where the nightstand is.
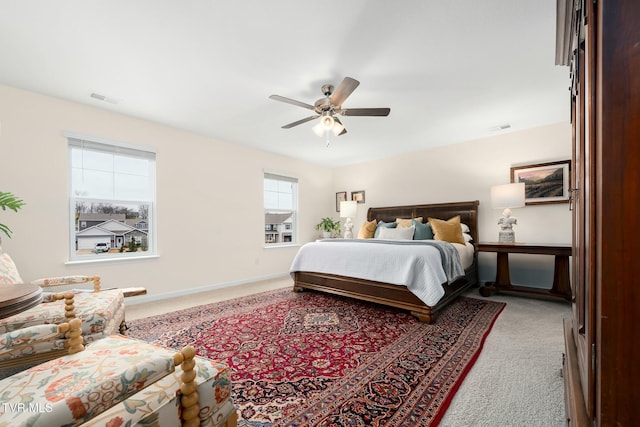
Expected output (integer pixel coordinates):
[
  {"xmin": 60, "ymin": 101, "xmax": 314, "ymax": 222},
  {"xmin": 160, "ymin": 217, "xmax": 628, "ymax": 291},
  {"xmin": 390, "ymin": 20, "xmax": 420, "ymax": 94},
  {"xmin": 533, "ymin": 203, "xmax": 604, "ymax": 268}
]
[{"xmin": 477, "ymin": 242, "xmax": 572, "ymax": 301}]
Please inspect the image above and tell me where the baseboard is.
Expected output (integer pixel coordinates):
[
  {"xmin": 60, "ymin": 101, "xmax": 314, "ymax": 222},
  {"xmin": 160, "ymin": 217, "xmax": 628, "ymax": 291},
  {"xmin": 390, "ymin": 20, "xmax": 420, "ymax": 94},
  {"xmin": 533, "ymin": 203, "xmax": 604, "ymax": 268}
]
[{"xmin": 124, "ymin": 272, "xmax": 290, "ymax": 305}]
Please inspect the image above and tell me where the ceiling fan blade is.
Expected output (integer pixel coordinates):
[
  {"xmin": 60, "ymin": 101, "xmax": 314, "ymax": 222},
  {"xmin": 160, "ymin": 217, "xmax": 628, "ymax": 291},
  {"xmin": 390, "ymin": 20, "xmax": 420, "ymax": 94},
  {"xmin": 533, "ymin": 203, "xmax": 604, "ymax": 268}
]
[
  {"xmin": 330, "ymin": 77, "xmax": 360, "ymax": 106},
  {"xmin": 281, "ymin": 115, "xmax": 320, "ymax": 129},
  {"xmin": 269, "ymin": 94, "xmax": 315, "ymax": 111},
  {"xmin": 333, "ymin": 117, "xmax": 347, "ymax": 136},
  {"xmin": 342, "ymin": 107, "xmax": 390, "ymax": 117}
]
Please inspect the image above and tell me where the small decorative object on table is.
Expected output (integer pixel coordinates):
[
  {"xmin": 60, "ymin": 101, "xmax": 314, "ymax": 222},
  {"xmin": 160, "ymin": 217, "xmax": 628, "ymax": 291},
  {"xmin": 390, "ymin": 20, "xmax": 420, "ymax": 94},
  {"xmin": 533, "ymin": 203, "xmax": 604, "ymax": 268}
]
[
  {"xmin": 315, "ymin": 217, "xmax": 340, "ymax": 239},
  {"xmin": 491, "ymin": 183, "xmax": 525, "ymax": 243},
  {"xmin": 339, "ymin": 200, "xmax": 358, "ymax": 239}
]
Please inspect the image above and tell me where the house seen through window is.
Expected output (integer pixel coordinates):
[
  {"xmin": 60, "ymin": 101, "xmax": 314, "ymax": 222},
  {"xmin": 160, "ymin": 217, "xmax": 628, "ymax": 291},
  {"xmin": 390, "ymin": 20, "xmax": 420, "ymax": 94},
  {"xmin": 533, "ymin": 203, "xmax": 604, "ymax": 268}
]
[
  {"xmin": 68, "ymin": 136, "xmax": 156, "ymax": 260},
  {"xmin": 264, "ymin": 172, "xmax": 297, "ymax": 245}
]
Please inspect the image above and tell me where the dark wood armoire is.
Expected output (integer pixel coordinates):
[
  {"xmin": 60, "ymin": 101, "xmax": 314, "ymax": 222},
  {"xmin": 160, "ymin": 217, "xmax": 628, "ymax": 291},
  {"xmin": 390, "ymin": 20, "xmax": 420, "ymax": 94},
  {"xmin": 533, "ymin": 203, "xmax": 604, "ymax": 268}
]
[{"xmin": 556, "ymin": 0, "xmax": 640, "ymax": 425}]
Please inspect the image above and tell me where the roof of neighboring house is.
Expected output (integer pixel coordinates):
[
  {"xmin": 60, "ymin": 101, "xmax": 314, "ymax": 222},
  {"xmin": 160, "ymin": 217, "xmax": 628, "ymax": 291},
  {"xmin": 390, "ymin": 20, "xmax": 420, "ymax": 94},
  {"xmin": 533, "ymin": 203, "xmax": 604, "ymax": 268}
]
[
  {"xmin": 76, "ymin": 225, "xmax": 115, "ymax": 237},
  {"xmin": 76, "ymin": 220, "xmax": 148, "ymax": 238},
  {"xmin": 78, "ymin": 213, "xmax": 126, "ymax": 221}
]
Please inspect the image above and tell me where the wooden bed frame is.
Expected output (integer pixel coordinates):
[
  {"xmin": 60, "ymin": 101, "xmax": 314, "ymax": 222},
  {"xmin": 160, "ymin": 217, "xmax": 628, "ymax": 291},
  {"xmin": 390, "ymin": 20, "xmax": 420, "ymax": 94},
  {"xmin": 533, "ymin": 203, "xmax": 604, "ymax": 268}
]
[{"xmin": 293, "ymin": 200, "xmax": 480, "ymax": 323}]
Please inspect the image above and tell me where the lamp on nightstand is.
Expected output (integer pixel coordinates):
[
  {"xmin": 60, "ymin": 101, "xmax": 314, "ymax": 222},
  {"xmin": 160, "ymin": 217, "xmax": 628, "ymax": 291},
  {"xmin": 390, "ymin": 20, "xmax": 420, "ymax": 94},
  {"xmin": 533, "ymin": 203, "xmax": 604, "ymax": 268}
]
[
  {"xmin": 491, "ymin": 183, "xmax": 525, "ymax": 243},
  {"xmin": 339, "ymin": 200, "xmax": 358, "ymax": 239}
]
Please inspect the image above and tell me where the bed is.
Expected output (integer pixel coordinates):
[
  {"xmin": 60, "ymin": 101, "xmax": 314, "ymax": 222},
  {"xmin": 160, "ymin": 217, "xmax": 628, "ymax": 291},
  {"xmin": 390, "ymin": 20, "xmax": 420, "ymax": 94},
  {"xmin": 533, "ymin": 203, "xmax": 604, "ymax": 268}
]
[{"xmin": 291, "ymin": 200, "xmax": 479, "ymax": 323}]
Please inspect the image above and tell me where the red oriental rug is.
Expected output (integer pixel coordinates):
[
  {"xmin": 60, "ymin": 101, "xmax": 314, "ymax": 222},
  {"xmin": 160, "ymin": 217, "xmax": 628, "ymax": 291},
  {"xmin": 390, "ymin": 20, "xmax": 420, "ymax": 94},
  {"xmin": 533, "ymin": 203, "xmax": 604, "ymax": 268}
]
[{"xmin": 127, "ymin": 288, "xmax": 505, "ymax": 426}]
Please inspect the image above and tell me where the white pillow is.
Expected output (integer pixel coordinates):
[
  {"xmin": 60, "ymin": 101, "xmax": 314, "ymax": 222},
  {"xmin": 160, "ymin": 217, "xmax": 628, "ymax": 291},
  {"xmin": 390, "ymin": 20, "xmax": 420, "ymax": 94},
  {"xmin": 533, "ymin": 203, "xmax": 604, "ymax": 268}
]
[
  {"xmin": 461, "ymin": 223, "xmax": 470, "ymax": 233},
  {"xmin": 377, "ymin": 225, "xmax": 415, "ymax": 240}
]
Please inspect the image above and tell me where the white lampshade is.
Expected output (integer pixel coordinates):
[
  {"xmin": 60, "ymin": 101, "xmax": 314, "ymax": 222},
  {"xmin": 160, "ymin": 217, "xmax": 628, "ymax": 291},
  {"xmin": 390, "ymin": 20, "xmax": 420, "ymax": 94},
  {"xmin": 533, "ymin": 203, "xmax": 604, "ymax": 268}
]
[
  {"xmin": 491, "ymin": 183, "xmax": 525, "ymax": 209},
  {"xmin": 332, "ymin": 121, "xmax": 345, "ymax": 136},
  {"xmin": 312, "ymin": 122, "xmax": 325, "ymax": 137},
  {"xmin": 321, "ymin": 115, "xmax": 335, "ymax": 129},
  {"xmin": 339, "ymin": 200, "xmax": 357, "ymax": 218},
  {"xmin": 313, "ymin": 115, "xmax": 343, "ymax": 138}
]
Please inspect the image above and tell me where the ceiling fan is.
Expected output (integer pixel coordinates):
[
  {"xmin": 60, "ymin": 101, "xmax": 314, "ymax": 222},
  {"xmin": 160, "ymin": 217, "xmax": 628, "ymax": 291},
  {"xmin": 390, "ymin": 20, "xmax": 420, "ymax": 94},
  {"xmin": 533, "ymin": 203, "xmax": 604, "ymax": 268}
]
[{"xmin": 269, "ymin": 77, "xmax": 390, "ymax": 138}]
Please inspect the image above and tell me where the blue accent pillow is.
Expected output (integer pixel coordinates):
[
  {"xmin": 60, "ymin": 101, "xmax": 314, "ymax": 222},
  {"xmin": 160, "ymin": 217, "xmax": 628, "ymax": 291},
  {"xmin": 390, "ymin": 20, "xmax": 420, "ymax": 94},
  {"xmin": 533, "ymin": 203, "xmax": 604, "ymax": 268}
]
[
  {"xmin": 374, "ymin": 221, "xmax": 397, "ymax": 238},
  {"xmin": 412, "ymin": 219, "xmax": 434, "ymax": 240}
]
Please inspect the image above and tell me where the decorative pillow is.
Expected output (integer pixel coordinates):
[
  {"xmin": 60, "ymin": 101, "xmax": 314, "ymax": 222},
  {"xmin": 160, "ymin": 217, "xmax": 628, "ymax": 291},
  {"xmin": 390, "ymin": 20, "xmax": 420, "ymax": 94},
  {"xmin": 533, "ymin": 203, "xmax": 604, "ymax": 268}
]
[
  {"xmin": 373, "ymin": 221, "xmax": 397, "ymax": 238},
  {"xmin": 0, "ymin": 252, "xmax": 23, "ymax": 285},
  {"xmin": 357, "ymin": 219, "xmax": 377, "ymax": 239},
  {"xmin": 428, "ymin": 216, "xmax": 466, "ymax": 245},
  {"xmin": 412, "ymin": 219, "xmax": 434, "ymax": 240},
  {"xmin": 378, "ymin": 225, "xmax": 415, "ymax": 240},
  {"xmin": 396, "ymin": 217, "xmax": 423, "ymax": 228}
]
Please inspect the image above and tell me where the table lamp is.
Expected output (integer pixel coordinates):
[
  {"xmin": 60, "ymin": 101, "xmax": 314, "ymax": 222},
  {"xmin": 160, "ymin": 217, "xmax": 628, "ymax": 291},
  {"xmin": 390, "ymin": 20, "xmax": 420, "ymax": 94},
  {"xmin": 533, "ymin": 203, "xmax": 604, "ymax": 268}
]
[
  {"xmin": 491, "ymin": 183, "xmax": 525, "ymax": 243},
  {"xmin": 339, "ymin": 200, "xmax": 358, "ymax": 239}
]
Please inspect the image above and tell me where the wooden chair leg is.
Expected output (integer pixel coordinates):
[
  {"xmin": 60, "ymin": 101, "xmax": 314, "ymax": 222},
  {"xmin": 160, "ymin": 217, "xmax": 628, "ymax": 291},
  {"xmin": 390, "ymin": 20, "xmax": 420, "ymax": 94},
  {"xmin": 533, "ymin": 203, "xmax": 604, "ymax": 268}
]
[
  {"xmin": 224, "ymin": 411, "xmax": 238, "ymax": 427},
  {"xmin": 64, "ymin": 318, "xmax": 84, "ymax": 354},
  {"xmin": 174, "ymin": 346, "xmax": 200, "ymax": 427}
]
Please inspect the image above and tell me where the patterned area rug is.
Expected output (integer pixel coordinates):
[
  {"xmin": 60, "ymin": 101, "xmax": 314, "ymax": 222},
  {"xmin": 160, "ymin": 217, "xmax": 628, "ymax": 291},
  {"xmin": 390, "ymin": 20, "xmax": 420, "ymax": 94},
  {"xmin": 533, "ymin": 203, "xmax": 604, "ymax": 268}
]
[{"xmin": 127, "ymin": 288, "xmax": 505, "ymax": 426}]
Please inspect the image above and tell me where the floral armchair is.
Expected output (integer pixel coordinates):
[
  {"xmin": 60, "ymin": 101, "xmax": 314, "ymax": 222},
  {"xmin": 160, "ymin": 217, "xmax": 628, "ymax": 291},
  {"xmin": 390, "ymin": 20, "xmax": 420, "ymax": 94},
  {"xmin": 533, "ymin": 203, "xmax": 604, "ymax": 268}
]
[{"xmin": 0, "ymin": 249, "xmax": 126, "ymax": 371}]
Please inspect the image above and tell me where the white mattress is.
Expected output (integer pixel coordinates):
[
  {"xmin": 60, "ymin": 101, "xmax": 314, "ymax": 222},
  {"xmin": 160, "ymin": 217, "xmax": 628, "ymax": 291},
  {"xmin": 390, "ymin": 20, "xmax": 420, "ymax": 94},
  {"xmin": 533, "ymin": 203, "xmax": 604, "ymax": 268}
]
[
  {"xmin": 290, "ymin": 239, "xmax": 473, "ymax": 307},
  {"xmin": 453, "ymin": 242, "xmax": 475, "ymax": 269}
]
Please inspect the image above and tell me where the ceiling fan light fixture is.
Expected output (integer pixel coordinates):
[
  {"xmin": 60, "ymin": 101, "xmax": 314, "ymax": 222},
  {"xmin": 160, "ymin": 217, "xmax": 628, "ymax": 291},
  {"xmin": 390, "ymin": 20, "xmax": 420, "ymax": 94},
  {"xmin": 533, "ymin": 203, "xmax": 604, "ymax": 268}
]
[
  {"xmin": 312, "ymin": 122, "xmax": 325, "ymax": 137},
  {"xmin": 320, "ymin": 115, "xmax": 335, "ymax": 129},
  {"xmin": 270, "ymin": 77, "xmax": 389, "ymax": 139},
  {"xmin": 332, "ymin": 121, "xmax": 345, "ymax": 136}
]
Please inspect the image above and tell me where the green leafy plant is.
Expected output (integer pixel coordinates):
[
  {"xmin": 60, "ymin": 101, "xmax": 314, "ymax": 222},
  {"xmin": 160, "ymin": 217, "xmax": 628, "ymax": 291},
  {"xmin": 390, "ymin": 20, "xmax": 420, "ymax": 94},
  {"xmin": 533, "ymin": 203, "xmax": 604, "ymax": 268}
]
[
  {"xmin": 0, "ymin": 192, "xmax": 26, "ymax": 239},
  {"xmin": 315, "ymin": 217, "xmax": 340, "ymax": 234}
]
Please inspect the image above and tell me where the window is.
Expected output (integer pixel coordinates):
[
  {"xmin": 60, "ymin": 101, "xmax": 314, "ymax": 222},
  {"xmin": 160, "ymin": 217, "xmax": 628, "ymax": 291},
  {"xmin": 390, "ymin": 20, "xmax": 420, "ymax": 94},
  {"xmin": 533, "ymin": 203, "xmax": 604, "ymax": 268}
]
[
  {"xmin": 264, "ymin": 172, "xmax": 297, "ymax": 246},
  {"xmin": 68, "ymin": 135, "xmax": 156, "ymax": 260}
]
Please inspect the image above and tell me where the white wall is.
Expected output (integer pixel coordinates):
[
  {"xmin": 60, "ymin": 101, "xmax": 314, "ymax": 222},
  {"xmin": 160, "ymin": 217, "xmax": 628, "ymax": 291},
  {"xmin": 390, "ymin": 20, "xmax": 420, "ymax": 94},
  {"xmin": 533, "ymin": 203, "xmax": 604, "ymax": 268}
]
[
  {"xmin": 332, "ymin": 122, "xmax": 572, "ymax": 286},
  {"xmin": 0, "ymin": 85, "xmax": 334, "ymax": 298}
]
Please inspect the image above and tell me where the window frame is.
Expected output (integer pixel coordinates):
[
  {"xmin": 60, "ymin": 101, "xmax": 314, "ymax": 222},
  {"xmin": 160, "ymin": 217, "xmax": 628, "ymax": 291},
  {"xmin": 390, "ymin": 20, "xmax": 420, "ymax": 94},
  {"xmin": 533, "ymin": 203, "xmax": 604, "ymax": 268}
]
[
  {"xmin": 264, "ymin": 171, "xmax": 298, "ymax": 247},
  {"xmin": 67, "ymin": 133, "xmax": 157, "ymax": 262}
]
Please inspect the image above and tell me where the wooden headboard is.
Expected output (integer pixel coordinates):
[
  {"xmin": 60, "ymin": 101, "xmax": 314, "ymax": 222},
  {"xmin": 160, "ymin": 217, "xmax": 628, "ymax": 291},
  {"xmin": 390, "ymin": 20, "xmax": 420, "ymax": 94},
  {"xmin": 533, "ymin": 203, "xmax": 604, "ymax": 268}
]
[{"xmin": 367, "ymin": 200, "xmax": 480, "ymax": 243}]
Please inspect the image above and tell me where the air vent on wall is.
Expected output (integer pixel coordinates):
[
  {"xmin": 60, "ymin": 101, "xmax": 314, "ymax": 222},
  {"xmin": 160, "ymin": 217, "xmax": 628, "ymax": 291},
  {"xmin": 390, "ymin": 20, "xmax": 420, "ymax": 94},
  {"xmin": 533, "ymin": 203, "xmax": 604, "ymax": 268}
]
[{"xmin": 90, "ymin": 92, "xmax": 118, "ymax": 104}]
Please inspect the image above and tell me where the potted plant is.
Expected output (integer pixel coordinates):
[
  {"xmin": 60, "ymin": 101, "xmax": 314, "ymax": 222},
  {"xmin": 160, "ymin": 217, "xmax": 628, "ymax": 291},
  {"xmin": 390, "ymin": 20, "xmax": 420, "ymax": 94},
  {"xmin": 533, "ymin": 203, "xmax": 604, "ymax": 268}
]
[
  {"xmin": 0, "ymin": 191, "xmax": 25, "ymax": 242},
  {"xmin": 315, "ymin": 217, "xmax": 340, "ymax": 238}
]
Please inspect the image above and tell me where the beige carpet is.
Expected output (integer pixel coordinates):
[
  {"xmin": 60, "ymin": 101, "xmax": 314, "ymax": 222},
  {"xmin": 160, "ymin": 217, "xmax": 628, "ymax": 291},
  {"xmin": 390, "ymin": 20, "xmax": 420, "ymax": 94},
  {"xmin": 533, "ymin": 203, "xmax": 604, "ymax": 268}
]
[{"xmin": 126, "ymin": 277, "xmax": 570, "ymax": 426}]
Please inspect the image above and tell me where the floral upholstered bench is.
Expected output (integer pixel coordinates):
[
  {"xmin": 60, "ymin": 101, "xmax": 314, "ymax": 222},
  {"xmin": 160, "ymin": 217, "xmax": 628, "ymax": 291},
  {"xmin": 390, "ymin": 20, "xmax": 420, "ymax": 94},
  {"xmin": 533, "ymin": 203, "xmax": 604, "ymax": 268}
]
[{"xmin": 0, "ymin": 334, "xmax": 237, "ymax": 427}]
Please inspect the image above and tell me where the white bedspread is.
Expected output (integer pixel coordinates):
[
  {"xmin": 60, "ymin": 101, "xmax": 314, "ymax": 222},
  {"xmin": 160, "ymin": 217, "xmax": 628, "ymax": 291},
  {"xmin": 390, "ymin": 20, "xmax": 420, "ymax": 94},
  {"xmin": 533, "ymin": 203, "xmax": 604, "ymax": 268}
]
[{"xmin": 289, "ymin": 239, "xmax": 471, "ymax": 307}]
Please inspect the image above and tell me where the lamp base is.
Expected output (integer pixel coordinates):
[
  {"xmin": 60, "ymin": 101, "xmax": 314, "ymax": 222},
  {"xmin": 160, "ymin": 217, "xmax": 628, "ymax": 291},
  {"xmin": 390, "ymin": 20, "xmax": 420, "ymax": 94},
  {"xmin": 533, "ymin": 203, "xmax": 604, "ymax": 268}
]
[
  {"xmin": 343, "ymin": 217, "xmax": 354, "ymax": 239},
  {"xmin": 498, "ymin": 230, "xmax": 516, "ymax": 243}
]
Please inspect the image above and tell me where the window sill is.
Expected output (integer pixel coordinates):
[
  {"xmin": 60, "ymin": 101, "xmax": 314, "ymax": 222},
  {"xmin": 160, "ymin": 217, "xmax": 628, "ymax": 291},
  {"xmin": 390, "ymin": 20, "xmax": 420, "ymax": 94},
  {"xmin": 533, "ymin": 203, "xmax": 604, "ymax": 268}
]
[
  {"xmin": 263, "ymin": 243, "xmax": 300, "ymax": 249},
  {"xmin": 65, "ymin": 254, "xmax": 159, "ymax": 265}
]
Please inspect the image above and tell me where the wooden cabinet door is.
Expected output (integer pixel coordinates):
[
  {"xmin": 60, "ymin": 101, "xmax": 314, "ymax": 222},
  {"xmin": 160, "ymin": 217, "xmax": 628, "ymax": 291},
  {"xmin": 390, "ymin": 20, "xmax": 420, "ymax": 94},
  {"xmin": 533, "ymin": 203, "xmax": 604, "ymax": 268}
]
[{"xmin": 570, "ymin": 0, "xmax": 596, "ymax": 418}]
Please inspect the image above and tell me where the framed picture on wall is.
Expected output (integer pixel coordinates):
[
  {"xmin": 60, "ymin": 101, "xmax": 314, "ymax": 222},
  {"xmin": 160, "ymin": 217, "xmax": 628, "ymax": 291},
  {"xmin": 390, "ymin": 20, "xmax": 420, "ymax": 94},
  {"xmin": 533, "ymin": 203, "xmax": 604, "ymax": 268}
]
[
  {"xmin": 335, "ymin": 191, "xmax": 347, "ymax": 212},
  {"xmin": 510, "ymin": 160, "xmax": 571, "ymax": 205},
  {"xmin": 351, "ymin": 190, "xmax": 365, "ymax": 204}
]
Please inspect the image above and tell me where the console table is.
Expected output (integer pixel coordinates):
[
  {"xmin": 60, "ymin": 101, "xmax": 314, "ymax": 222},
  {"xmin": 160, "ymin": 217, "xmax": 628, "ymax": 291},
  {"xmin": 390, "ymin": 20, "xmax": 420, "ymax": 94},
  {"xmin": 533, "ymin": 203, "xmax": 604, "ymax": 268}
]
[{"xmin": 478, "ymin": 242, "xmax": 572, "ymax": 301}]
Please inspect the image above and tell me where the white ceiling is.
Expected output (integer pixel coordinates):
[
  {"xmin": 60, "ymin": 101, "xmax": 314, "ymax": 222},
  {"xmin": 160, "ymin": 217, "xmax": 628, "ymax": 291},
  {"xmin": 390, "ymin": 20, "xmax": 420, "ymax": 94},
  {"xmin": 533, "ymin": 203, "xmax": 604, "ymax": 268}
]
[{"xmin": 0, "ymin": 1, "xmax": 568, "ymax": 168}]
